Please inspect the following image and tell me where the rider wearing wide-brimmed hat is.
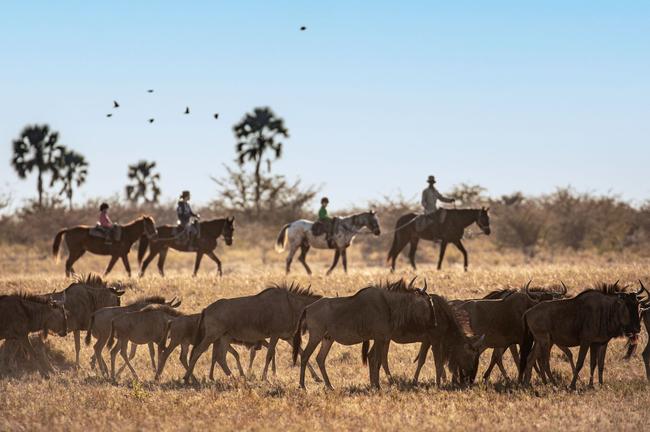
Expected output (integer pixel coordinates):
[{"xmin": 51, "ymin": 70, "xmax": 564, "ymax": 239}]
[
  {"xmin": 421, "ymin": 175, "xmax": 455, "ymax": 227},
  {"xmin": 177, "ymin": 190, "xmax": 200, "ymax": 250}
]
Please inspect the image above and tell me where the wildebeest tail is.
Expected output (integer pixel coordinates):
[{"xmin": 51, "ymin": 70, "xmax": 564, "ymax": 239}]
[
  {"xmin": 137, "ymin": 234, "xmax": 149, "ymax": 265},
  {"xmin": 292, "ymin": 309, "xmax": 307, "ymax": 365},
  {"xmin": 52, "ymin": 229, "xmax": 67, "ymax": 262},
  {"xmin": 193, "ymin": 310, "xmax": 205, "ymax": 348},
  {"xmin": 361, "ymin": 341, "xmax": 370, "ymax": 365},
  {"xmin": 275, "ymin": 224, "xmax": 290, "ymax": 253},
  {"xmin": 161, "ymin": 320, "xmax": 173, "ymax": 350},
  {"xmin": 85, "ymin": 314, "xmax": 95, "ymax": 345},
  {"xmin": 107, "ymin": 320, "xmax": 116, "ymax": 348},
  {"xmin": 518, "ymin": 315, "xmax": 533, "ymax": 381}
]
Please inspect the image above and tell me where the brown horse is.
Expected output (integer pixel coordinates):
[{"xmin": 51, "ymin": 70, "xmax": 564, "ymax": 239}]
[
  {"xmin": 137, "ymin": 217, "xmax": 234, "ymax": 277},
  {"xmin": 52, "ymin": 216, "xmax": 158, "ymax": 277}
]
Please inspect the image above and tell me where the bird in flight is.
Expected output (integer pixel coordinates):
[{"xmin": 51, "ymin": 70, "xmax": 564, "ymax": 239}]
[
  {"xmin": 148, "ymin": 118, "xmax": 155, "ymax": 123},
  {"xmin": 300, "ymin": 26, "xmax": 307, "ymax": 31},
  {"xmin": 106, "ymin": 113, "xmax": 112, "ymax": 118},
  {"xmin": 147, "ymin": 89, "xmax": 154, "ymax": 93},
  {"xmin": 184, "ymin": 107, "xmax": 190, "ymax": 114},
  {"xmin": 214, "ymin": 113, "xmax": 219, "ymax": 119},
  {"xmin": 113, "ymin": 101, "xmax": 119, "ymax": 108}
]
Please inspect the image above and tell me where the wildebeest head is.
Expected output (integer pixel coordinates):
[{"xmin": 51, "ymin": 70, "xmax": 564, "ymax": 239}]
[
  {"xmin": 451, "ymin": 334, "xmax": 485, "ymax": 385},
  {"xmin": 223, "ymin": 217, "xmax": 235, "ymax": 246},
  {"xmin": 44, "ymin": 296, "xmax": 68, "ymax": 337},
  {"xmin": 477, "ymin": 207, "xmax": 491, "ymax": 235}
]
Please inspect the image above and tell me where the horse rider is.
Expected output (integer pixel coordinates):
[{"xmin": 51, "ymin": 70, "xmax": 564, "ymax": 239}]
[
  {"xmin": 421, "ymin": 175, "xmax": 455, "ymax": 231},
  {"xmin": 315, "ymin": 197, "xmax": 336, "ymax": 246},
  {"xmin": 97, "ymin": 202, "xmax": 114, "ymax": 244},
  {"xmin": 177, "ymin": 190, "xmax": 200, "ymax": 250}
]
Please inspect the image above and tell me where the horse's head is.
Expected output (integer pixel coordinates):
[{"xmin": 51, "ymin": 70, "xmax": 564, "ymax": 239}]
[
  {"xmin": 365, "ymin": 210, "xmax": 381, "ymax": 236},
  {"xmin": 222, "ymin": 217, "xmax": 235, "ymax": 246},
  {"xmin": 476, "ymin": 207, "xmax": 491, "ymax": 235},
  {"xmin": 142, "ymin": 216, "xmax": 158, "ymax": 239}
]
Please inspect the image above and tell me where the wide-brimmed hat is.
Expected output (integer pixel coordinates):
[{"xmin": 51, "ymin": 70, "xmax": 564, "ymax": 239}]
[
  {"xmin": 427, "ymin": 175, "xmax": 436, "ymax": 184},
  {"xmin": 181, "ymin": 190, "xmax": 191, "ymax": 198}
]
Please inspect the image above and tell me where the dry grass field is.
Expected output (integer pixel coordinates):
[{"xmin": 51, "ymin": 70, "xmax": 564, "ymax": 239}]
[{"xmin": 1, "ymin": 244, "xmax": 649, "ymax": 431}]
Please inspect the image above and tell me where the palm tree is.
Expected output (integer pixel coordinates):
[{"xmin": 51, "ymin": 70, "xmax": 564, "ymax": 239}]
[
  {"xmin": 233, "ymin": 107, "xmax": 289, "ymax": 214},
  {"xmin": 11, "ymin": 124, "xmax": 64, "ymax": 207},
  {"xmin": 51, "ymin": 148, "xmax": 89, "ymax": 210},
  {"xmin": 125, "ymin": 160, "xmax": 161, "ymax": 204}
]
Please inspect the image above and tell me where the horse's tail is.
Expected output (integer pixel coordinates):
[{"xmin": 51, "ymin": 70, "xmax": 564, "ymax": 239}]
[
  {"xmin": 361, "ymin": 340, "xmax": 370, "ymax": 365},
  {"xmin": 137, "ymin": 234, "xmax": 149, "ymax": 265},
  {"xmin": 292, "ymin": 308, "xmax": 307, "ymax": 366},
  {"xmin": 275, "ymin": 223, "xmax": 290, "ymax": 253},
  {"xmin": 85, "ymin": 313, "xmax": 95, "ymax": 346},
  {"xmin": 52, "ymin": 229, "xmax": 67, "ymax": 262}
]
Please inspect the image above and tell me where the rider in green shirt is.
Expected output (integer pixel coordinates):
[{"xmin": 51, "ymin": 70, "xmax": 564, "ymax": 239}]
[
  {"xmin": 316, "ymin": 197, "xmax": 335, "ymax": 246},
  {"xmin": 318, "ymin": 197, "xmax": 331, "ymax": 222}
]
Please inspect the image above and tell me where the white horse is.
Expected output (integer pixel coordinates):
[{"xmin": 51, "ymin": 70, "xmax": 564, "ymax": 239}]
[{"xmin": 275, "ymin": 211, "xmax": 381, "ymax": 275}]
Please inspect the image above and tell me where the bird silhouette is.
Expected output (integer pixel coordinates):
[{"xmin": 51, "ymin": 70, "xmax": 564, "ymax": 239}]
[
  {"xmin": 148, "ymin": 118, "xmax": 155, "ymax": 123},
  {"xmin": 113, "ymin": 101, "xmax": 119, "ymax": 108},
  {"xmin": 214, "ymin": 113, "xmax": 219, "ymax": 119},
  {"xmin": 106, "ymin": 113, "xmax": 112, "ymax": 118},
  {"xmin": 300, "ymin": 26, "xmax": 307, "ymax": 31},
  {"xmin": 184, "ymin": 107, "xmax": 190, "ymax": 114},
  {"xmin": 147, "ymin": 89, "xmax": 154, "ymax": 93}
]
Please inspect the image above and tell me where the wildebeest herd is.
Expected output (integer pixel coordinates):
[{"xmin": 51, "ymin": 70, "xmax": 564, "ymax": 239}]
[{"xmin": 1, "ymin": 274, "xmax": 649, "ymax": 391}]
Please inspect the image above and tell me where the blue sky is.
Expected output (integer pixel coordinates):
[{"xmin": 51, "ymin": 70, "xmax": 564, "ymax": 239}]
[{"xmin": 1, "ymin": 1, "xmax": 649, "ymax": 210}]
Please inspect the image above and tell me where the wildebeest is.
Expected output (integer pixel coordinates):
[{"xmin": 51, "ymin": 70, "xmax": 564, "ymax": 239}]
[
  {"xmin": 519, "ymin": 282, "xmax": 643, "ymax": 389},
  {"xmin": 52, "ymin": 215, "xmax": 158, "ymax": 277},
  {"xmin": 292, "ymin": 279, "xmax": 483, "ymax": 389},
  {"xmin": 85, "ymin": 295, "xmax": 181, "ymax": 378},
  {"xmin": 0, "ymin": 293, "xmax": 67, "ymax": 377},
  {"xmin": 107, "ymin": 304, "xmax": 182, "ymax": 380},
  {"xmin": 49, "ymin": 274, "xmax": 125, "ymax": 366},
  {"xmin": 137, "ymin": 217, "xmax": 235, "ymax": 277},
  {"xmin": 387, "ymin": 208, "xmax": 491, "ymax": 272},
  {"xmin": 183, "ymin": 283, "xmax": 322, "ymax": 383}
]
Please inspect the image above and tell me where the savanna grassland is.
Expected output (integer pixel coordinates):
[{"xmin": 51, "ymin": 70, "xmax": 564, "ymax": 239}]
[{"xmin": 1, "ymin": 242, "xmax": 649, "ymax": 432}]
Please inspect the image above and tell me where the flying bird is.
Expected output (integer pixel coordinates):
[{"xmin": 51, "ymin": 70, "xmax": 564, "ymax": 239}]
[
  {"xmin": 106, "ymin": 113, "xmax": 112, "ymax": 118},
  {"xmin": 184, "ymin": 107, "xmax": 190, "ymax": 114},
  {"xmin": 300, "ymin": 26, "xmax": 307, "ymax": 31},
  {"xmin": 148, "ymin": 118, "xmax": 155, "ymax": 123},
  {"xmin": 213, "ymin": 113, "xmax": 219, "ymax": 119},
  {"xmin": 113, "ymin": 101, "xmax": 119, "ymax": 108},
  {"xmin": 147, "ymin": 89, "xmax": 154, "ymax": 93}
]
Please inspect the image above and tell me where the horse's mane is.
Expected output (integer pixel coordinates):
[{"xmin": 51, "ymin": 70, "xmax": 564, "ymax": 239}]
[
  {"xmin": 123, "ymin": 214, "xmax": 154, "ymax": 225},
  {"xmin": 141, "ymin": 304, "xmax": 185, "ymax": 316},
  {"xmin": 129, "ymin": 295, "xmax": 167, "ymax": 305},
  {"xmin": 263, "ymin": 282, "xmax": 322, "ymax": 299}
]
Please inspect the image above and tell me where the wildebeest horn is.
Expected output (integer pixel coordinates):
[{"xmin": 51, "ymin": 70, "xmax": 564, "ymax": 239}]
[
  {"xmin": 560, "ymin": 281, "xmax": 568, "ymax": 295},
  {"xmin": 408, "ymin": 276, "xmax": 417, "ymax": 288},
  {"xmin": 524, "ymin": 280, "xmax": 534, "ymax": 299},
  {"xmin": 423, "ymin": 279, "xmax": 428, "ymax": 293},
  {"xmin": 636, "ymin": 280, "xmax": 649, "ymax": 299}
]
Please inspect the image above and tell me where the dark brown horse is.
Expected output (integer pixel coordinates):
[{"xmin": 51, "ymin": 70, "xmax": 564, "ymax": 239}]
[
  {"xmin": 137, "ymin": 217, "xmax": 235, "ymax": 277},
  {"xmin": 52, "ymin": 216, "xmax": 157, "ymax": 277},
  {"xmin": 387, "ymin": 208, "xmax": 491, "ymax": 272}
]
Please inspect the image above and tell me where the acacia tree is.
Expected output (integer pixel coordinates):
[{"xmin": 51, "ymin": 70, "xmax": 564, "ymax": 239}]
[
  {"xmin": 51, "ymin": 149, "xmax": 89, "ymax": 209},
  {"xmin": 11, "ymin": 124, "xmax": 64, "ymax": 207},
  {"xmin": 233, "ymin": 107, "xmax": 289, "ymax": 215},
  {"xmin": 125, "ymin": 160, "xmax": 161, "ymax": 204}
]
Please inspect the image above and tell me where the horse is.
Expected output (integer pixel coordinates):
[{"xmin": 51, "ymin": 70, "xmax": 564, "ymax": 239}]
[
  {"xmin": 275, "ymin": 211, "xmax": 381, "ymax": 275},
  {"xmin": 52, "ymin": 216, "xmax": 158, "ymax": 277},
  {"xmin": 137, "ymin": 217, "xmax": 235, "ymax": 277},
  {"xmin": 387, "ymin": 208, "xmax": 490, "ymax": 272}
]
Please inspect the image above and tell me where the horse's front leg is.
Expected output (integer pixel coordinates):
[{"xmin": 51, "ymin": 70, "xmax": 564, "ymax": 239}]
[
  {"xmin": 193, "ymin": 252, "xmax": 204, "ymax": 277},
  {"xmin": 120, "ymin": 253, "xmax": 132, "ymax": 277},
  {"xmin": 436, "ymin": 240, "xmax": 448, "ymax": 270},
  {"xmin": 104, "ymin": 255, "xmax": 120, "ymax": 277},
  {"xmin": 326, "ymin": 250, "xmax": 341, "ymax": 276},
  {"xmin": 206, "ymin": 251, "xmax": 223, "ymax": 276},
  {"xmin": 453, "ymin": 240, "xmax": 468, "ymax": 271}
]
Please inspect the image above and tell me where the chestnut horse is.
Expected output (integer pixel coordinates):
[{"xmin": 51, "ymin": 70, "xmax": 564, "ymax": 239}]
[
  {"xmin": 137, "ymin": 217, "xmax": 235, "ymax": 277},
  {"xmin": 52, "ymin": 216, "xmax": 157, "ymax": 277}
]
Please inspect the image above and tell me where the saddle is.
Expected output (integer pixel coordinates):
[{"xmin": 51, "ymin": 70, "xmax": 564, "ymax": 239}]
[{"xmin": 90, "ymin": 224, "xmax": 121, "ymax": 241}]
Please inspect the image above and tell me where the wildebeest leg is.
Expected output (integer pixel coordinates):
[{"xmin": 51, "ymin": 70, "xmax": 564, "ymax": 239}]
[
  {"xmin": 155, "ymin": 341, "xmax": 179, "ymax": 380},
  {"xmin": 120, "ymin": 254, "xmax": 132, "ymax": 278},
  {"xmin": 184, "ymin": 336, "xmax": 216, "ymax": 383},
  {"xmin": 109, "ymin": 341, "xmax": 120, "ymax": 380},
  {"xmin": 93, "ymin": 339, "xmax": 109, "ymax": 377},
  {"xmin": 522, "ymin": 342, "xmax": 540, "ymax": 385},
  {"xmin": 412, "ymin": 342, "xmax": 429, "ymax": 384},
  {"xmin": 588, "ymin": 343, "xmax": 600, "ymax": 387},
  {"xmin": 298, "ymin": 242, "xmax": 312, "ymax": 275},
  {"xmin": 483, "ymin": 348, "xmax": 500, "ymax": 382},
  {"xmin": 597, "ymin": 343, "xmax": 607, "ymax": 385},
  {"xmin": 508, "ymin": 344, "xmax": 520, "ymax": 368},
  {"xmin": 248, "ymin": 345, "xmax": 257, "ymax": 372},
  {"xmin": 74, "ymin": 330, "xmax": 81, "ymax": 367},
  {"xmin": 206, "ymin": 251, "xmax": 223, "ymax": 277},
  {"xmin": 299, "ymin": 334, "xmax": 322, "ymax": 389},
  {"xmin": 193, "ymin": 252, "xmax": 204, "ymax": 277},
  {"xmin": 540, "ymin": 342, "xmax": 555, "ymax": 385},
  {"xmin": 494, "ymin": 348, "xmax": 511, "ymax": 381},
  {"xmin": 115, "ymin": 343, "xmax": 137, "ymax": 378},
  {"xmin": 148, "ymin": 342, "xmax": 156, "ymax": 371},
  {"xmin": 119, "ymin": 340, "xmax": 139, "ymax": 381},
  {"xmin": 570, "ymin": 343, "xmax": 590, "ymax": 390},
  {"xmin": 326, "ymin": 250, "xmax": 341, "ymax": 276},
  {"xmin": 19, "ymin": 335, "xmax": 50, "ymax": 378},
  {"xmin": 157, "ymin": 248, "xmax": 168, "ymax": 277},
  {"xmin": 315, "ymin": 338, "xmax": 334, "ymax": 390},
  {"xmin": 212, "ymin": 341, "xmax": 233, "ymax": 377},
  {"xmin": 408, "ymin": 237, "xmax": 419, "ymax": 270},
  {"xmin": 557, "ymin": 345, "xmax": 575, "ymax": 373},
  {"xmin": 139, "ymin": 249, "xmax": 159, "ymax": 277},
  {"xmin": 643, "ymin": 338, "xmax": 650, "ymax": 381},
  {"xmin": 432, "ymin": 342, "xmax": 446, "ymax": 386},
  {"xmin": 369, "ymin": 340, "xmax": 385, "ymax": 389},
  {"xmin": 66, "ymin": 249, "xmax": 86, "ymax": 277},
  {"xmin": 381, "ymin": 340, "xmax": 392, "ymax": 378},
  {"xmin": 103, "ymin": 255, "xmax": 120, "ymax": 277},
  {"xmin": 453, "ymin": 240, "xmax": 468, "ymax": 271},
  {"xmin": 228, "ymin": 345, "xmax": 246, "ymax": 377},
  {"xmin": 262, "ymin": 337, "xmax": 279, "ymax": 380},
  {"xmin": 436, "ymin": 241, "xmax": 448, "ymax": 271}
]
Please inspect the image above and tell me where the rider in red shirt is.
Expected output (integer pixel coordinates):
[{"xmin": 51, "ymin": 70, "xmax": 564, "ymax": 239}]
[{"xmin": 98, "ymin": 203, "xmax": 114, "ymax": 243}]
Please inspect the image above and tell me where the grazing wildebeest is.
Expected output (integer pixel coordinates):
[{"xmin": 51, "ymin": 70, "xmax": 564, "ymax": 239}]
[
  {"xmin": 49, "ymin": 274, "xmax": 125, "ymax": 366},
  {"xmin": 0, "ymin": 293, "xmax": 67, "ymax": 377},
  {"xmin": 137, "ymin": 217, "xmax": 235, "ymax": 277},
  {"xmin": 52, "ymin": 215, "xmax": 158, "ymax": 277},
  {"xmin": 183, "ymin": 283, "xmax": 323, "ymax": 384},
  {"xmin": 292, "ymin": 279, "xmax": 483, "ymax": 389},
  {"xmin": 107, "ymin": 304, "xmax": 182, "ymax": 380},
  {"xmin": 367, "ymin": 282, "xmax": 486, "ymax": 386},
  {"xmin": 519, "ymin": 282, "xmax": 643, "ymax": 389},
  {"xmin": 387, "ymin": 208, "xmax": 491, "ymax": 272},
  {"xmin": 155, "ymin": 313, "xmax": 272, "ymax": 381},
  {"xmin": 85, "ymin": 296, "xmax": 181, "ymax": 378},
  {"xmin": 275, "ymin": 211, "xmax": 381, "ymax": 275}
]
